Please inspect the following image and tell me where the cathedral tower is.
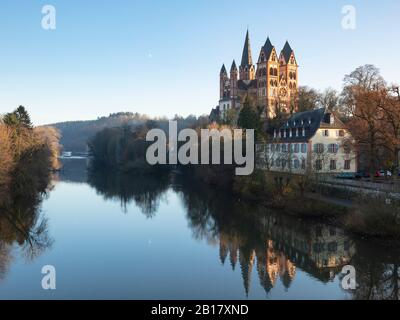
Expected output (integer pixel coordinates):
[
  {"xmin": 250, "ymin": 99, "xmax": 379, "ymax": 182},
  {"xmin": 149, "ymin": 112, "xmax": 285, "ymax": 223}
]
[
  {"xmin": 219, "ymin": 64, "xmax": 229, "ymax": 99},
  {"xmin": 230, "ymin": 60, "xmax": 238, "ymax": 100},
  {"xmin": 256, "ymin": 37, "xmax": 280, "ymax": 118},
  {"xmin": 279, "ymin": 41, "xmax": 298, "ymax": 113},
  {"xmin": 239, "ymin": 30, "xmax": 255, "ymax": 81}
]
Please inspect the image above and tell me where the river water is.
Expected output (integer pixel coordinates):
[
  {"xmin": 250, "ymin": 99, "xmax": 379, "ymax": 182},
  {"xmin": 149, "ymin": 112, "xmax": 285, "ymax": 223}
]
[{"xmin": 0, "ymin": 159, "xmax": 398, "ymax": 300}]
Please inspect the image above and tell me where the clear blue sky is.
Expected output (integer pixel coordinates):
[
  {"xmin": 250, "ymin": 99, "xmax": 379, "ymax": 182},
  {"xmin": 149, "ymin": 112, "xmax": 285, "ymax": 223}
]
[{"xmin": 0, "ymin": 0, "xmax": 398, "ymax": 125}]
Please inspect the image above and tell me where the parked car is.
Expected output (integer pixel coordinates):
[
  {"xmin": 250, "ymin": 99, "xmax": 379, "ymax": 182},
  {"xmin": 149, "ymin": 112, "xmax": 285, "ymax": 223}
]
[
  {"xmin": 335, "ymin": 172, "xmax": 356, "ymax": 180},
  {"xmin": 355, "ymin": 170, "xmax": 371, "ymax": 179},
  {"xmin": 375, "ymin": 170, "xmax": 392, "ymax": 178}
]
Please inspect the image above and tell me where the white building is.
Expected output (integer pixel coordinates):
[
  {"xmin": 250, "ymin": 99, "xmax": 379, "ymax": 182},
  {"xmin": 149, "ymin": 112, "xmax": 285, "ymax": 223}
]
[{"xmin": 256, "ymin": 108, "xmax": 357, "ymax": 175}]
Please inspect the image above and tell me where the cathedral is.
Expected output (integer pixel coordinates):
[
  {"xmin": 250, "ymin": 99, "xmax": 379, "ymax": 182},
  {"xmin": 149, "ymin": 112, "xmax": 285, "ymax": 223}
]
[{"xmin": 216, "ymin": 30, "xmax": 299, "ymax": 120}]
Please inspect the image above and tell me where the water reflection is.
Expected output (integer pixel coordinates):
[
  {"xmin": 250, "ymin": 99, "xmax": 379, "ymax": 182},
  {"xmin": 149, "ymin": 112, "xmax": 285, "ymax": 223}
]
[
  {"xmin": 172, "ymin": 177, "xmax": 356, "ymax": 295},
  {"xmin": 2, "ymin": 158, "xmax": 398, "ymax": 299},
  {"xmin": 81, "ymin": 159, "xmax": 400, "ymax": 300},
  {"xmin": 0, "ymin": 162, "xmax": 53, "ymax": 280},
  {"xmin": 87, "ymin": 169, "xmax": 169, "ymax": 217}
]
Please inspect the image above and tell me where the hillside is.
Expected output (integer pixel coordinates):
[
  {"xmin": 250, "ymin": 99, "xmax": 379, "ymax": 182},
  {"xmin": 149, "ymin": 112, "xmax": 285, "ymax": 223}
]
[
  {"xmin": 49, "ymin": 112, "xmax": 208, "ymax": 153},
  {"xmin": 49, "ymin": 112, "xmax": 152, "ymax": 153}
]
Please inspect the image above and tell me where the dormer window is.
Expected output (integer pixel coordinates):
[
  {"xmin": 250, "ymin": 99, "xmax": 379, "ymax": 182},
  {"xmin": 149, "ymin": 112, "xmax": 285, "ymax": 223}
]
[
  {"xmin": 330, "ymin": 114, "xmax": 335, "ymax": 124},
  {"xmin": 296, "ymin": 128, "xmax": 299, "ymax": 137},
  {"xmin": 289, "ymin": 129, "xmax": 292, "ymax": 138},
  {"xmin": 302, "ymin": 128, "xmax": 306, "ymax": 137},
  {"xmin": 274, "ymin": 130, "xmax": 277, "ymax": 138},
  {"xmin": 283, "ymin": 130, "xmax": 287, "ymax": 138},
  {"xmin": 308, "ymin": 118, "xmax": 312, "ymax": 124}
]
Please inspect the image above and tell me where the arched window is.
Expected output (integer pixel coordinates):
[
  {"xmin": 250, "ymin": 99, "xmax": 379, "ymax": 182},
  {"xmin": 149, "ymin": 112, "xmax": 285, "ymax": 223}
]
[
  {"xmin": 274, "ymin": 68, "xmax": 278, "ymax": 76},
  {"xmin": 270, "ymin": 67, "xmax": 274, "ymax": 76}
]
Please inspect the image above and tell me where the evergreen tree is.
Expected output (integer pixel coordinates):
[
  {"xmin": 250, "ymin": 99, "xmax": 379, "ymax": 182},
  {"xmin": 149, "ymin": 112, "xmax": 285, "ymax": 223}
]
[
  {"xmin": 237, "ymin": 98, "xmax": 263, "ymax": 140},
  {"xmin": 3, "ymin": 106, "xmax": 33, "ymax": 129}
]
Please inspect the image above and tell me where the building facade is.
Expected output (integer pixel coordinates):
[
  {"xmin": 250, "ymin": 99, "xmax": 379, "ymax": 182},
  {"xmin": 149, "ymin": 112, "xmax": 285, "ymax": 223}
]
[
  {"xmin": 217, "ymin": 30, "xmax": 299, "ymax": 120},
  {"xmin": 256, "ymin": 108, "xmax": 357, "ymax": 175}
]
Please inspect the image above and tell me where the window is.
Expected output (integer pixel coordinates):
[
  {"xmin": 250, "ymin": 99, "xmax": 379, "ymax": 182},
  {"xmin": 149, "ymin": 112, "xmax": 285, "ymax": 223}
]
[
  {"xmin": 301, "ymin": 159, "xmax": 306, "ymax": 169},
  {"xmin": 315, "ymin": 160, "xmax": 322, "ymax": 171},
  {"xmin": 296, "ymin": 128, "xmax": 299, "ymax": 137},
  {"xmin": 314, "ymin": 143, "xmax": 324, "ymax": 154},
  {"xmin": 294, "ymin": 144, "xmax": 300, "ymax": 153},
  {"xmin": 276, "ymin": 144, "xmax": 281, "ymax": 152},
  {"xmin": 330, "ymin": 160, "xmax": 337, "ymax": 170},
  {"xmin": 294, "ymin": 159, "xmax": 300, "ymax": 169},
  {"xmin": 282, "ymin": 144, "xmax": 288, "ymax": 153},
  {"xmin": 283, "ymin": 130, "xmax": 287, "ymax": 138},
  {"xmin": 328, "ymin": 144, "xmax": 339, "ymax": 153},
  {"xmin": 301, "ymin": 143, "xmax": 307, "ymax": 153},
  {"xmin": 344, "ymin": 160, "xmax": 351, "ymax": 170},
  {"xmin": 276, "ymin": 159, "xmax": 281, "ymax": 167},
  {"xmin": 322, "ymin": 130, "xmax": 329, "ymax": 137},
  {"xmin": 289, "ymin": 129, "xmax": 292, "ymax": 137},
  {"xmin": 338, "ymin": 130, "xmax": 345, "ymax": 137},
  {"xmin": 274, "ymin": 130, "xmax": 277, "ymax": 138},
  {"xmin": 270, "ymin": 158, "xmax": 274, "ymax": 167},
  {"xmin": 302, "ymin": 128, "xmax": 306, "ymax": 137}
]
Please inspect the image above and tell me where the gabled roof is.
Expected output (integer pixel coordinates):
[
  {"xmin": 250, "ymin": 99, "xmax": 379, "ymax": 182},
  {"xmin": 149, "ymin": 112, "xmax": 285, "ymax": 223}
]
[
  {"xmin": 262, "ymin": 37, "xmax": 274, "ymax": 60},
  {"xmin": 240, "ymin": 30, "xmax": 253, "ymax": 68},
  {"xmin": 281, "ymin": 41, "xmax": 294, "ymax": 63}
]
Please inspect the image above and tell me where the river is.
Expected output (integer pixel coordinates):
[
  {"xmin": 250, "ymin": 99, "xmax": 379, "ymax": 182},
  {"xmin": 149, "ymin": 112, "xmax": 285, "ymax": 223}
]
[{"xmin": 0, "ymin": 158, "xmax": 398, "ymax": 300}]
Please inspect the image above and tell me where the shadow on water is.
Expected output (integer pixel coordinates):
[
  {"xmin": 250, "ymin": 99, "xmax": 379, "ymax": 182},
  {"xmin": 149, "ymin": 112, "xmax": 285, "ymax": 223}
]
[{"xmin": 52, "ymin": 159, "xmax": 400, "ymax": 299}]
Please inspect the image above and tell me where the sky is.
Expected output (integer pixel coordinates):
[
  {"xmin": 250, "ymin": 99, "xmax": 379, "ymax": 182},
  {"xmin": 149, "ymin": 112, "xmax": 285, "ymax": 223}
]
[{"xmin": 0, "ymin": 0, "xmax": 399, "ymax": 125}]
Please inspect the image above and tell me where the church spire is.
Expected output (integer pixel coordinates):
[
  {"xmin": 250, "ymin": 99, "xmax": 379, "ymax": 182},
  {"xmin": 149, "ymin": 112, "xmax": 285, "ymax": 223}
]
[
  {"xmin": 240, "ymin": 30, "xmax": 253, "ymax": 68},
  {"xmin": 220, "ymin": 64, "xmax": 227, "ymax": 75},
  {"xmin": 239, "ymin": 30, "xmax": 255, "ymax": 80}
]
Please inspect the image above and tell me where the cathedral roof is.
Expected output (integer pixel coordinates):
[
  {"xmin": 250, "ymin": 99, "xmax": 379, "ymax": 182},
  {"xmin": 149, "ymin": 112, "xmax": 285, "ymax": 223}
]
[
  {"xmin": 220, "ymin": 64, "xmax": 227, "ymax": 75},
  {"xmin": 230, "ymin": 60, "xmax": 237, "ymax": 72},
  {"xmin": 262, "ymin": 37, "xmax": 274, "ymax": 60},
  {"xmin": 237, "ymin": 79, "xmax": 257, "ymax": 90},
  {"xmin": 281, "ymin": 41, "xmax": 294, "ymax": 63},
  {"xmin": 240, "ymin": 30, "xmax": 253, "ymax": 68}
]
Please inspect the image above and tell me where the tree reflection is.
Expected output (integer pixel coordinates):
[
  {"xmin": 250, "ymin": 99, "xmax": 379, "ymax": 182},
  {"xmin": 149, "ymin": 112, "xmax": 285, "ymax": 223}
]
[
  {"xmin": 0, "ymin": 154, "xmax": 53, "ymax": 280},
  {"xmin": 88, "ymin": 168, "xmax": 169, "ymax": 218},
  {"xmin": 346, "ymin": 241, "xmax": 400, "ymax": 300},
  {"xmin": 85, "ymin": 165, "xmax": 400, "ymax": 300}
]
